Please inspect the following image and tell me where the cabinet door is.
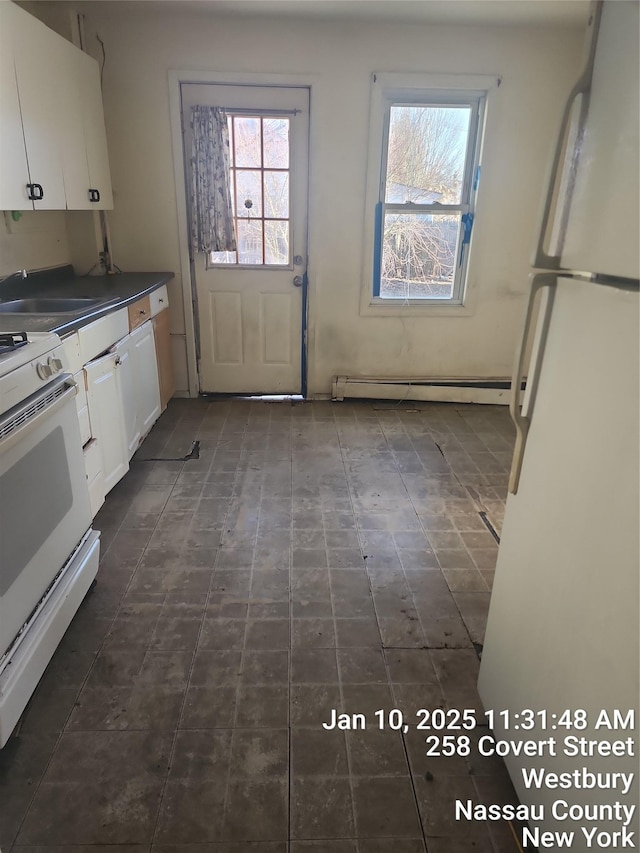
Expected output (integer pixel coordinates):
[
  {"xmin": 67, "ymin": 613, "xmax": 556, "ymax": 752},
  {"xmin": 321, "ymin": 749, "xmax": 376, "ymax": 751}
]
[
  {"xmin": 77, "ymin": 50, "xmax": 114, "ymax": 210},
  {"xmin": 10, "ymin": 3, "xmax": 66, "ymax": 210},
  {"xmin": 131, "ymin": 322, "xmax": 161, "ymax": 438},
  {"xmin": 112, "ymin": 335, "xmax": 141, "ymax": 460},
  {"xmin": 0, "ymin": 4, "xmax": 31, "ymax": 209},
  {"xmin": 85, "ymin": 352, "xmax": 129, "ymax": 494},
  {"xmin": 153, "ymin": 309, "xmax": 175, "ymax": 411},
  {"xmin": 57, "ymin": 36, "xmax": 92, "ymax": 210}
]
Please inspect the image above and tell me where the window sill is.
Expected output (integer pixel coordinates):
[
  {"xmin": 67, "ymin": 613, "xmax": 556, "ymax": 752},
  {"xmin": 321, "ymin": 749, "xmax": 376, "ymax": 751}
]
[{"xmin": 360, "ymin": 297, "xmax": 475, "ymax": 318}]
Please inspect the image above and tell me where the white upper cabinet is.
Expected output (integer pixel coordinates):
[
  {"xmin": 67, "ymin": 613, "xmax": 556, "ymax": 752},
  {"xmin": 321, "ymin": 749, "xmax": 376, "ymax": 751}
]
[
  {"xmin": 56, "ymin": 36, "xmax": 93, "ymax": 210},
  {"xmin": 78, "ymin": 51, "xmax": 114, "ymax": 209},
  {"xmin": 0, "ymin": 4, "xmax": 31, "ymax": 210},
  {"xmin": 0, "ymin": 2, "xmax": 113, "ymax": 211}
]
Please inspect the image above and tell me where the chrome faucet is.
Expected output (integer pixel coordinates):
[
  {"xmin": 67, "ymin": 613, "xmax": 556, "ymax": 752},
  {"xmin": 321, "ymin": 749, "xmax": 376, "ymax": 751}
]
[{"xmin": 1, "ymin": 269, "xmax": 27, "ymax": 284}]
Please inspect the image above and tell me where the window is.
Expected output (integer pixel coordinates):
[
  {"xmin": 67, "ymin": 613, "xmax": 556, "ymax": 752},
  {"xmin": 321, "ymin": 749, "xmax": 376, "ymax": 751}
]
[
  {"xmin": 210, "ymin": 114, "xmax": 291, "ymax": 267},
  {"xmin": 372, "ymin": 90, "xmax": 485, "ymax": 304}
]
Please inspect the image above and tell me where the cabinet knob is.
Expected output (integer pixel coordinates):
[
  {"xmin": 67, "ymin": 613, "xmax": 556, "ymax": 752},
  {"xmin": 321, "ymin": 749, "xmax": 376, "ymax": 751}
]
[
  {"xmin": 27, "ymin": 183, "xmax": 44, "ymax": 201},
  {"xmin": 88, "ymin": 188, "xmax": 101, "ymax": 203}
]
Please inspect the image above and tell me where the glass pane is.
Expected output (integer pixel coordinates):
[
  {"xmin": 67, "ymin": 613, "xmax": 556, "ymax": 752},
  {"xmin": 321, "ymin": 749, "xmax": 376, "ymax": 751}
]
[
  {"xmin": 233, "ymin": 116, "xmax": 261, "ymax": 167},
  {"xmin": 264, "ymin": 220, "xmax": 289, "ymax": 265},
  {"xmin": 210, "ymin": 250, "xmax": 237, "ymax": 265},
  {"xmin": 380, "ymin": 212, "xmax": 461, "ymax": 299},
  {"xmin": 263, "ymin": 118, "xmax": 289, "ymax": 168},
  {"xmin": 264, "ymin": 171, "xmax": 289, "ymax": 218},
  {"xmin": 236, "ymin": 170, "xmax": 263, "ymax": 217},
  {"xmin": 385, "ymin": 105, "xmax": 471, "ymax": 205},
  {"xmin": 237, "ymin": 219, "xmax": 263, "ymax": 264},
  {"xmin": 227, "ymin": 116, "xmax": 234, "ymax": 166}
]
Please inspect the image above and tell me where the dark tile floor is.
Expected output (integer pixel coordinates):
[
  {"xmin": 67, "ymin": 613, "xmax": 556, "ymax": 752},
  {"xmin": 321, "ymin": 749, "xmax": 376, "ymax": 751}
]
[{"xmin": 1, "ymin": 399, "xmax": 523, "ymax": 852}]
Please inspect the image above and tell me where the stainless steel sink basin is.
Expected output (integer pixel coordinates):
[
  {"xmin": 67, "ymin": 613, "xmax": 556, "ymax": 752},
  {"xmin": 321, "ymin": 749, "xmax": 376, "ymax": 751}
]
[{"xmin": 0, "ymin": 296, "xmax": 118, "ymax": 315}]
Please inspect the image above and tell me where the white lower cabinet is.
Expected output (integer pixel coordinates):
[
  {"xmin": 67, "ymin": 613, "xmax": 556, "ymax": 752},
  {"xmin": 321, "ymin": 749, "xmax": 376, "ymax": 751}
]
[
  {"xmin": 64, "ymin": 294, "xmax": 169, "ymax": 519},
  {"xmin": 112, "ymin": 321, "xmax": 161, "ymax": 461},
  {"xmin": 84, "ymin": 351, "xmax": 129, "ymax": 495},
  {"xmin": 73, "ymin": 369, "xmax": 91, "ymax": 447},
  {"xmin": 112, "ymin": 334, "xmax": 141, "ymax": 460},
  {"xmin": 131, "ymin": 321, "xmax": 161, "ymax": 440},
  {"xmin": 83, "ymin": 438, "xmax": 105, "ymax": 518}
]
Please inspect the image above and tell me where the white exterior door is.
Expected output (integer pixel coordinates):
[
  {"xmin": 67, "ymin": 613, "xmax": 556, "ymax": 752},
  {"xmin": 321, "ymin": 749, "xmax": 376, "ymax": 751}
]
[{"xmin": 182, "ymin": 84, "xmax": 309, "ymax": 394}]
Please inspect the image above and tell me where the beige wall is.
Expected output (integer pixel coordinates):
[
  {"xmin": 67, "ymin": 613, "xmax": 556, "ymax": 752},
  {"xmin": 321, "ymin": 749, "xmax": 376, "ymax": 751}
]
[
  {"xmin": 0, "ymin": 211, "xmax": 69, "ymax": 277},
  {"xmin": 23, "ymin": 4, "xmax": 584, "ymax": 395}
]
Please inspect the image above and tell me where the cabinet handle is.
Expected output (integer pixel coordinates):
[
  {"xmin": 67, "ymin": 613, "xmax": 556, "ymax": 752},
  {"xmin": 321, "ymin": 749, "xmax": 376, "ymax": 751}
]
[
  {"xmin": 27, "ymin": 183, "xmax": 44, "ymax": 200},
  {"xmin": 88, "ymin": 188, "xmax": 101, "ymax": 203}
]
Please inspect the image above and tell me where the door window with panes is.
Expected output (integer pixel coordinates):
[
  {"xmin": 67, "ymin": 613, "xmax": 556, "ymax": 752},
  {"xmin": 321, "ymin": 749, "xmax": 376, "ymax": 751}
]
[{"xmin": 210, "ymin": 114, "xmax": 291, "ymax": 267}]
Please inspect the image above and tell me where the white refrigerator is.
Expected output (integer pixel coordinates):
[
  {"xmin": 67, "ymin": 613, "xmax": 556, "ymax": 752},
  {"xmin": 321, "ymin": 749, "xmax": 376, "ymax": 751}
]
[{"xmin": 478, "ymin": 1, "xmax": 639, "ymax": 850}]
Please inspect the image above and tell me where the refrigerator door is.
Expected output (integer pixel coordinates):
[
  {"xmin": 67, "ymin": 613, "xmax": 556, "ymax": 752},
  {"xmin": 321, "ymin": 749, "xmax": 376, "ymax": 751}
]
[
  {"xmin": 478, "ymin": 277, "xmax": 639, "ymax": 848},
  {"xmin": 559, "ymin": 0, "xmax": 639, "ymax": 278}
]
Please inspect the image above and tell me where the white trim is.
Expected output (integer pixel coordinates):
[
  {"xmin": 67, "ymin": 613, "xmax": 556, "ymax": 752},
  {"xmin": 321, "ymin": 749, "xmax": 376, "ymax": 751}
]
[
  {"xmin": 372, "ymin": 71, "xmax": 500, "ymax": 93},
  {"xmin": 168, "ymin": 72, "xmax": 198, "ymax": 397},
  {"xmin": 168, "ymin": 69, "xmax": 317, "ymax": 397}
]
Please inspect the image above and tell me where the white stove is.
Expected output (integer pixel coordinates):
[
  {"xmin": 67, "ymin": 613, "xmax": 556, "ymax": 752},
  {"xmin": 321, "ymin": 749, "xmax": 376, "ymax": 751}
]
[
  {"xmin": 0, "ymin": 328, "xmax": 99, "ymax": 746},
  {"xmin": 0, "ymin": 331, "xmax": 68, "ymax": 415}
]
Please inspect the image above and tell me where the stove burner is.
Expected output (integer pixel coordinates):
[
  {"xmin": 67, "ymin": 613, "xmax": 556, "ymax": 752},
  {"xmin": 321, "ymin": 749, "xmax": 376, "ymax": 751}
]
[{"xmin": 0, "ymin": 332, "xmax": 28, "ymax": 355}]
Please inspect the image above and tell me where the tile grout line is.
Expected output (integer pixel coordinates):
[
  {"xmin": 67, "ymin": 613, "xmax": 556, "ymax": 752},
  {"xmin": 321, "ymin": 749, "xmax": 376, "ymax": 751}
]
[
  {"xmin": 381, "ymin": 412, "xmax": 433, "ymax": 853},
  {"xmin": 334, "ymin": 405, "xmax": 385, "ymax": 846},
  {"xmin": 147, "ymin": 401, "xmax": 244, "ymax": 847}
]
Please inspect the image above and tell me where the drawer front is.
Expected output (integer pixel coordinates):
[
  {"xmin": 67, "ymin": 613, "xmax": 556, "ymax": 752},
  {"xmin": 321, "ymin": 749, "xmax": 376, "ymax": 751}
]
[
  {"xmin": 78, "ymin": 308, "xmax": 129, "ymax": 364},
  {"xmin": 74, "ymin": 369, "xmax": 87, "ymax": 410},
  {"xmin": 83, "ymin": 436, "xmax": 102, "ymax": 482},
  {"xmin": 62, "ymin": 332, "xmax": 82, "ymax": 374},
  {"xmin": 87, "ymin": 471, "xmax": 105, "ymax": 518},
  {"xmin": 74, "ymin": 369, "xmax": 91, "ymax": 445},
  {"xmin": 128, "ymin": 295, "xmax": 151, "ymax": 331},
  {"xmin": 78, "ymin": 405, "xmax": 91, "ymax": 446},
  {"xmin": 150, "ymin": 285, "xmax": 169, "ymax": 317}
]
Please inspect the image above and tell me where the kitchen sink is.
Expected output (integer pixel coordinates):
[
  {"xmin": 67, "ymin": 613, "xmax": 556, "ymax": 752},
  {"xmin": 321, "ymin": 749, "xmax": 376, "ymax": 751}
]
[{"xmin": 0, "ymin": 296, "xmax": 119, "ymax": 315}]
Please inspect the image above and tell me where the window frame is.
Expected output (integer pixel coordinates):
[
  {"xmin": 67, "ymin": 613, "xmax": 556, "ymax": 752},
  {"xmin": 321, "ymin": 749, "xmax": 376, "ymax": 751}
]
[
  {"xmin": 374, "ymin": 94, "xmax": 485, "ymax": 304},
  {"xmin": 360, "ymin": 73, "xmax": 496, "ymax": 316}
]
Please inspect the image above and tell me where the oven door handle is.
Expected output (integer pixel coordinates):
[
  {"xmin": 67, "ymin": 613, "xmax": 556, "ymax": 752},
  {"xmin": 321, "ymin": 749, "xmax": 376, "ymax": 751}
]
[{"xmin": 0, "ymin": 374, "xmax": 77, "ymax": 455}]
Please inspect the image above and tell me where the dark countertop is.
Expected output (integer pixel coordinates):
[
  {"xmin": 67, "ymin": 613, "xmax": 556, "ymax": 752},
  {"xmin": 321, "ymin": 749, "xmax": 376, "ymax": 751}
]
[{"xmin": 0, "ymin": 265, "xmax": 174, "ymax": 337}]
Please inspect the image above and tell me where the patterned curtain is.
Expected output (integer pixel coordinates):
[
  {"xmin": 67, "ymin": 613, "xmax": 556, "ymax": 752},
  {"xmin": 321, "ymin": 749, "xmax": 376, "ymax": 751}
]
[{"xmin": 189, "ymin": 105, "xmax": 237, "ymax": 255}]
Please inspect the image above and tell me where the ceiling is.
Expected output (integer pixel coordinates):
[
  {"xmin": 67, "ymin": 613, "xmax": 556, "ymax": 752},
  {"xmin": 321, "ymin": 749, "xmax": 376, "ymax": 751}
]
[{"xmin": 82, "ymin": 0, "xmax": 592, "ymax": 28}]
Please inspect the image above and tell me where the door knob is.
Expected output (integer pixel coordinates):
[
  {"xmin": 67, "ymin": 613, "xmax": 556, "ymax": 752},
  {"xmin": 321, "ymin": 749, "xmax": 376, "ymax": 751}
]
[{"xmin": 293, "ymin": 275, "xmax": 304, "ymax": 287}]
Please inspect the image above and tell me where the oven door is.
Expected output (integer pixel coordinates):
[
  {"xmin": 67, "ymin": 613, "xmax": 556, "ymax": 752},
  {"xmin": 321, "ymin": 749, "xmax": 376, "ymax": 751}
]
[{"xmin": 0, "ymin": 373, "xmax": 92, "ymax": 656}]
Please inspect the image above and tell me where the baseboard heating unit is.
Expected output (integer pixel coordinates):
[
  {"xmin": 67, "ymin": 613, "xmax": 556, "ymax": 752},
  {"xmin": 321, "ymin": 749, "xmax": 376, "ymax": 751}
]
[{"xmin": 332, "ymin": 376, "xmax": 520, "ymax": 405}]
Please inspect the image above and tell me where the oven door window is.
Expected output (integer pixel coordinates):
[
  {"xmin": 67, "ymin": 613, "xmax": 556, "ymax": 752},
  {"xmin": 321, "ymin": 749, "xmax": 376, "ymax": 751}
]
[{"xmin": 0, "ymin": 426, "xmax": 73, "ymax": 594}]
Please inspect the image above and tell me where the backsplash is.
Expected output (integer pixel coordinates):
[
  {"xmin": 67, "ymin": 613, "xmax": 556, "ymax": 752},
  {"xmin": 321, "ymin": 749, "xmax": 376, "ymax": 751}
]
[
  {"xmin": 0, "ymin": 209, "xmax": 101, "ymax": 279},
  {"xmin": 0, "ymin": 210, "xmax": 70, "ymax": 277}
]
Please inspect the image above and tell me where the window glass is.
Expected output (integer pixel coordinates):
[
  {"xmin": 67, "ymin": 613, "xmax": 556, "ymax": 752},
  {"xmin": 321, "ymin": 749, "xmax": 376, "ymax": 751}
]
[
  {"xmin": 209, "ymin": 115, "xmax": 291, "ymax": 267},
  {"xmin": 385, "ymin": 105, "xmax": 471, "ymax": 206},
  {"xmin": 375, "ymin": 95, "xmax": 483, "ymax": 303}
]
